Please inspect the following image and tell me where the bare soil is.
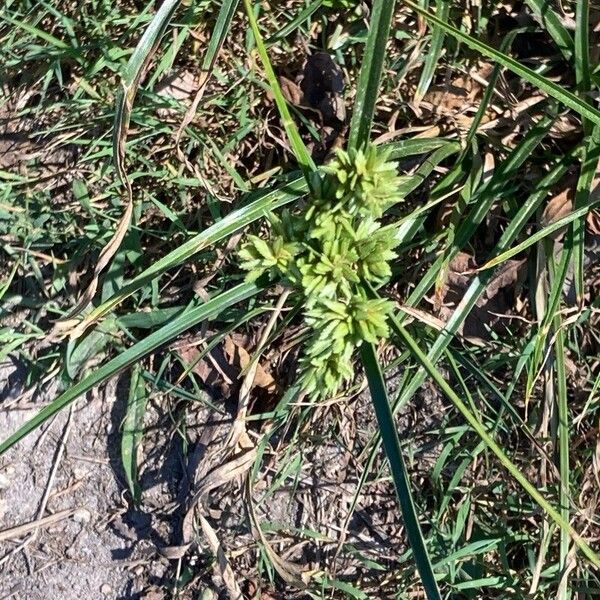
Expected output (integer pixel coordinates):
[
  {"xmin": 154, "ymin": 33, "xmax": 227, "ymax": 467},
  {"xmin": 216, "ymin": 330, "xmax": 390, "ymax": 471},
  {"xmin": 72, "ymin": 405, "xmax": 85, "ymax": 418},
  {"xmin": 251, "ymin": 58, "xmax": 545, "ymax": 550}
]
[{"xmin": 0, "ymin": 358, "xmax": 446, "ymax": 599}]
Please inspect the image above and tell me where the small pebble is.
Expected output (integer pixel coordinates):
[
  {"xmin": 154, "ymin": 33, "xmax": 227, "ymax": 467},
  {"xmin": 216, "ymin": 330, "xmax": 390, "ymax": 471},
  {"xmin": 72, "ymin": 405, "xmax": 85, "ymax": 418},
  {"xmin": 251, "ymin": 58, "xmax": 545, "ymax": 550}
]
[
  {"xmin": 100, "ymin": 583, "xmax": 112, "ymax": 595},
  {"xmin": 72, "ymin": 466, "xmax": 88, "ymax": 479},
  {"xmin": 73, "ymin": 508, "xmax": 92, "ymax": 524},
  {"xmin": 0, "ymin": 473, "xmax": 10, "ymax": 489}
]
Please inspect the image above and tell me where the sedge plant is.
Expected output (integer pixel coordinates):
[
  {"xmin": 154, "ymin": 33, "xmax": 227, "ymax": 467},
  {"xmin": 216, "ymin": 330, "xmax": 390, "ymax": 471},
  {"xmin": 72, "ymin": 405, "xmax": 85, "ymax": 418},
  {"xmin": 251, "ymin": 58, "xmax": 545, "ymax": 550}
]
[{"xmin": 239, "ymin": 145, "xmax": 406, "ymax": 399}]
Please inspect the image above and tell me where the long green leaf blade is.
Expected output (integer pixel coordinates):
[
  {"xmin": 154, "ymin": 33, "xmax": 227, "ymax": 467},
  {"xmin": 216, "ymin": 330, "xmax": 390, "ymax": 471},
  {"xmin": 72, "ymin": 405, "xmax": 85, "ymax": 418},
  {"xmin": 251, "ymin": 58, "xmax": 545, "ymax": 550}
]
[
  {"xmin": 525, "ymin": 0, "xmax": 574, "ymax": 60},
  {"xmin": 391, "ymin": 321, "xmax": 600, "ymax": 570},
  {"xmin": 114, "ymin": 0, "xmax": 181, "ymax": 182},
  {"xmin": 480, "ymin": 194, "xmax": 600, "ymax": 270},
  {"xmin": 76, "ymin": 177, "xmax": 308, "ymax": 332},
  {"xmin": 575, "ymin": 1, "xmax": 591, "ymax": 102},
  {"xmin": 414, "ymin": 0, "xmax": 450, "ymax": 106},
  {"xmin": 243, "ymin": 0, "xmax": 315, "ymax": 176},
  {"xmin": 360, "ymin": 343, "xmax": 441, "ymax": 600},
  {"xmin": 121, "ymin": 364, "xmax": 147, "ymax": 504},
  {"xmin": 348, "ymin": 0, "xmax": 397, "ymax": 150},
  {"xmin": 393, "ymin": 153, "xmax": 571, "ymax": 426}
]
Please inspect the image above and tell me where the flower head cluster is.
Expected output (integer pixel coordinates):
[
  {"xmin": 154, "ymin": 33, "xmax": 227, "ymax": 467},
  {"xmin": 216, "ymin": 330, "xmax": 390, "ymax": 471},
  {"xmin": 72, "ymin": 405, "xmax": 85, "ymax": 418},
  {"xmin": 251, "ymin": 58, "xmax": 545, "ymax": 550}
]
[{"xmin": 239, "ymin": 145, "xmax": 406, "ymax": 398}]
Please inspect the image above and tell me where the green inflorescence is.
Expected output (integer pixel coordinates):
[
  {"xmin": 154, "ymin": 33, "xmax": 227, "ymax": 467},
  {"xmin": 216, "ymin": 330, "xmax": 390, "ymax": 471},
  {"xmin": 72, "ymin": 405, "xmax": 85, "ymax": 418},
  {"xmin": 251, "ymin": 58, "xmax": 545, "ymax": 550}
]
[{"xmin": 239, "ymin": 145, "xmax": 407, "ymax": 398}]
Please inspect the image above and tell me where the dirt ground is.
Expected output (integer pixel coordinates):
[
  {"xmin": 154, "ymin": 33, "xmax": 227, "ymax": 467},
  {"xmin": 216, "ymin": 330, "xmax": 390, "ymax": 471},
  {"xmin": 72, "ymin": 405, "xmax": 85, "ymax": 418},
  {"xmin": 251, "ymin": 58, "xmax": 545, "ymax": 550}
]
[
  {"xmin": 0, "ymin": 355, "xmax": 445, "ymax": 599},
  {"xmin": 0, "ymin": 364, "xmax": 162, "ymax": 599}
]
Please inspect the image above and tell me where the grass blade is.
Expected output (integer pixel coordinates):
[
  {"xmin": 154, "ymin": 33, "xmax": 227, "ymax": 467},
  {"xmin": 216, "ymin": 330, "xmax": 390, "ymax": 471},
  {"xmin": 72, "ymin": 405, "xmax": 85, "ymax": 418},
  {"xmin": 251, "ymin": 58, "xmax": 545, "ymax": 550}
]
[
  {"xmin": 114, "ymin": 0, "xmax": 181, "ymax": 184},
  {"xmin": 201, "ymin": 0, "xmax": 239, "ymax": 74},
  {"xmin": 414, "ymin": 0, "xmax": 450, "ymax": 106},
  {"xmin": 575, "ymin": 1, "xmax": 591, "ymax": 105},
  {"xmin": 402, "ymin": 112, "xmax": 555, "ymax": 310},
  {"xmin": 384, "ymin": 137, "xmax": 455, "ymax": 158},
  {"xmin": 243, "ymin": 0, "xmax": 315, "ymax": 177},
  {"xmin": 480, "ymin": 194, "xmax": 600, "ymax": 270},
  {"xmin": 175, "ymin": 0, "xmax": 240, "ymax": 150},
  {"xmin": 63, "ymin": 0, "xmax": 182, "ymax": 321},
  {"xmin": 265, "ymin": 0, "xmax": 323, "ymax": 45},
  {"xmin": 572, "ymin": 1, "xmax": 593, "ymax": 301},
  {"xmin": 526, "ymin": 134, "xmax": 600, "ymax": 393},
  {"xmin": 121, "ymin": 364, "xmax": 147, "ymax": 504},
  {"xmin": 73, "ymin": 176, "xmax": 308, "ymax": 334},
  {"xmin": 0, "ymin": 13, "xmax": 70, "ymax": 50},
  {"xmin": 525, "ymin": 0, "xmax": 574, "ymax": 60},
  {"xmin": 0, "ymin": 281, "xmax": 262, "ymax": 455},
  {"xmin": 393, "ymin": 153, "xmax": 571, "ymax": 430},
  {"xmin": 360, "ymin": 343, "xmax": 441, "ymax": 600},
  {"xmin": 403, "ymin": 0, "xmax": 600, "ymax": 126},
  {"xmin": 571, "ymin": 110, "xmax": 599, "ymax": 308},
  {"xmin": 551, "ymin": 289, "xmax": 571, "ymax": 593},
  {"xmin": 348, "ymin": 0, "xmax": 397, "ymax": 150},
  {"xmin": 396, "ymin": 141, "xmax": 462, "ymax": 199}
]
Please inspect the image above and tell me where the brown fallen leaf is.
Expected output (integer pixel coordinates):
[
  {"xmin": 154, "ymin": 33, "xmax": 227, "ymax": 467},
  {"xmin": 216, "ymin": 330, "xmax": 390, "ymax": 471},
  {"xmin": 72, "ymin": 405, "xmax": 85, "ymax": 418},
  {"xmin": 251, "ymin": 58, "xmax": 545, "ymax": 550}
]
[
  {"xmin": 434, "ymin": 251, "xmax": 476, "ymax": 313},
  {"xmin": 51, "ymin": 195, "xmax": 133, "ymax": 340},
  {"xmin": 420, "ymin": 61, "xmax": 494, "ymax": 115},
  {"xmin": 436, "ymin": 251, "xmax": 526, "ymax": 339},
  {"xmin": 541, "ymin": 187, "xmax": 574, "ymax": 227},
  {"xmin": 278, "ymin": 75, "xmax": 303, "ymax": 106},
  {"xmin": 588, "ymin": 209, "xmax": 600, "ymax": 235},
  {"xmin": 176, "ymin": 334, "xmax": 276, "ymax": 397},
  {"xmin": 224, "ymin": 336, "xmax": 276, "ymax": 392},
  {"xmin": 155, "ymin": 69, "xmax": 197, "ymax": 103},
  {"xmin": 480, "ymin": 258, "xmax": 527, "ymax": 304}
]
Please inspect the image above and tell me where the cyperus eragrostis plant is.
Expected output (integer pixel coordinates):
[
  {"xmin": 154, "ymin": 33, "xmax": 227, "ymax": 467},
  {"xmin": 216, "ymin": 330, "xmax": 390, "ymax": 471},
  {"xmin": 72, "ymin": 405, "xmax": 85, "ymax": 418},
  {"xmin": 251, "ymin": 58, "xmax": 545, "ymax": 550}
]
[{"xmin": 240, "ymin": 145, "xmax": 407, "ymax": 397}]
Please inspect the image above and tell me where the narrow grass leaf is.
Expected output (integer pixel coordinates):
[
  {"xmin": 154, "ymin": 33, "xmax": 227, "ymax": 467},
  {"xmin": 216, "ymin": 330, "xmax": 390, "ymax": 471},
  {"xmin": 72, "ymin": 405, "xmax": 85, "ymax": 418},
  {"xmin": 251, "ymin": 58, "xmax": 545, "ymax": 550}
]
[
  {"xmin": 121, "ymin": 364, "xmax": 147, "ymax": 504},
  {"xmin": 480, "ymin": 195, "xmax": 600, "ymax": 270},
  {"xmin": 175, "ymin": 0, "xmax": 240, "ymax": 148},
  {"xmin": 575, "ymin": 1, "xmax": 591, "ymax": 106},
  {"xmin": 393, "ymin": 153, "xmax": 571, "ymax": 427},
  {"xmin": 414, "ymin": 0, "xmax": 450, "ymax": 106},
  {"xmin": 243, "ymin": 0, "xmax": 315, "ymax": 176},
  {"xmin": 463, "ymin": 29, "xmax": 522, "ymax": 150},
  {"xmin": 385, "ymin": 137, "xmax": 455, "ymax": 158},
  {"xmin": 552, "ymin": 305, "xmax": 571, "ymax": 592},
  {"xmin": 391, "ymin": 321, "xmax": 600, "ymax": 570},
  {"xmin": 0, "ymin": 14, "xmax": 70, "ymax": 50},
  {"xmin": 200, "ymin": 0, "xmax": 240, "ymax": 74},
  {"xmin": 114, "ymin": 0, "xmax": 181, "ymax": 184},
  {"xmin": 348, "ymin": 0, "xmax": 397, "ymax": 150},
  {"xmin": 396, "ymin": 141, "xmax": 462, "ymax": 199},
  {"xmin": 266, "ymin": 0, "xmax": 323, "ymax": 45},
  {"xmin": 572, "ymin": 129, "xmax": 600, "ymax": 303},
  {"xmin": 525, "ymin": 0, "xmax": 574, "ymax": 60},
  {"xmin": 360, "ymin": 343, "xmax": 441, "ymax": 600},
  {"xmin": 527, "ymin": 134, "xmax": 600, "ymax": 389},
  {"xmin": 402, "ymin": 112, "xmax": 555, "ymax": 310},
  {"xmin": 74, "ymin": 176, "xmax": 307, "ymax": 334}
]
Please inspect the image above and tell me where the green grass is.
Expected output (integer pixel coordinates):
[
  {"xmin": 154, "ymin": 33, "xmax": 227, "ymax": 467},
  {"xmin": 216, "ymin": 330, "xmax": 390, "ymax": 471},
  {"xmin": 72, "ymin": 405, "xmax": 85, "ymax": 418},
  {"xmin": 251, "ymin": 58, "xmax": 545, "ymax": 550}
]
[{"xmin": 1, "ymin": 0, "xmax": 600, "ymax": 597}]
